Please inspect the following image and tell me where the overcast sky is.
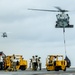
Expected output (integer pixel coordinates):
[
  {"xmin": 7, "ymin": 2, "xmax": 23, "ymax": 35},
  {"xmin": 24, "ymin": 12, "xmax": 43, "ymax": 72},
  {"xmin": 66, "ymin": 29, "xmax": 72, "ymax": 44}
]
[{"xmin": 0, "ymin": 0, "xmax": 75, "ymax": 67}]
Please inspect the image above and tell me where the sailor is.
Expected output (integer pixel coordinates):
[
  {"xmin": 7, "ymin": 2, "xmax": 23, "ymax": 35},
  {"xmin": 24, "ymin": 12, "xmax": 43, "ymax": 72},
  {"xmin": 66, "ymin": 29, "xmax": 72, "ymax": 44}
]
[
  {"xmin": 11, "ymin": 54, "xmax": 17, "ymax": 71},
  {"xmin": 38, "ymin": 57, "xmax": 41, "ymax": 70},
  {"xmin": 32, "ymin": 56, "xmax": 36, "ymax": 62}
]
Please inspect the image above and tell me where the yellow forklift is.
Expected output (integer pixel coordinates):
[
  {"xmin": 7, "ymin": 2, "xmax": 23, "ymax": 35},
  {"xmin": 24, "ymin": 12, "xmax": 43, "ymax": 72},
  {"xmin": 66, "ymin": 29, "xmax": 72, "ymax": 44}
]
[
  {"xmin": 15, "ymin": 55, "xmax": 27, "ymax": 70},
  {"xmin": 4, "ymin": 55, "xmax": 12, "ymax": 70},
  {"xmin": 4, "ymin": 54, "xmax": 27, "ymax": 71},
  {"xmin": 46, "ymin": 55, "xmax": 67, "ymax": 71}
]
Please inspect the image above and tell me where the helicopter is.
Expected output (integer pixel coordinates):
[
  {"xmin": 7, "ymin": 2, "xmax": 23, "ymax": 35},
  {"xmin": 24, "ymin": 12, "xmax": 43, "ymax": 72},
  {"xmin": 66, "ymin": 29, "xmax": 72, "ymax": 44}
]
[
  {"xmin": 28, "ymin": 6, "xmax": 73, "ymax": 68},
  {"xmin": 1, "ymin": 32, "xmax": 7, "ymax": 38},
  {"xmin": 28, "ymin": 7, "xmax": 74, "ymax": 28}
]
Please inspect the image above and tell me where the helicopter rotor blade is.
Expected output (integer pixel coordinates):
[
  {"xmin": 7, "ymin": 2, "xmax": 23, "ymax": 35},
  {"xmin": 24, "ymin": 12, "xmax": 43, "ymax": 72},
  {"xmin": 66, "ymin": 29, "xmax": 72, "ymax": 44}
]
[
  {"xmin": 54, "ymin": 6, "xmax": 69, "ymax": 12},
  {"xmin": 28, "ymin": 8, "xmax": 59, "ymax": 12},
  {"xmin": 54, "ymin": 7, "xmax": 62, "ymax": 11}
]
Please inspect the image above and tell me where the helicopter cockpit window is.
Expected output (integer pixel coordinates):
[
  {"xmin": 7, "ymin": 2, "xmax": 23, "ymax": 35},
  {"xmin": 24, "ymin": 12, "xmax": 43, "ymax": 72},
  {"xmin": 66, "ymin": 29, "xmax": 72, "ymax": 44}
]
[
  {"xmin": 60, "ymin": 14, "xmax": 65, "ymax": 19},
  {"xmin": 56, "ymin": 14, "xmax": 60, "ymax": 20},
  {"xmin": 57, "ymin": 14, "xmax": 69, "ymax": 21},
  {"xmin": 66, "ymin": 14, "xmax": 70, "ymax": 20}
]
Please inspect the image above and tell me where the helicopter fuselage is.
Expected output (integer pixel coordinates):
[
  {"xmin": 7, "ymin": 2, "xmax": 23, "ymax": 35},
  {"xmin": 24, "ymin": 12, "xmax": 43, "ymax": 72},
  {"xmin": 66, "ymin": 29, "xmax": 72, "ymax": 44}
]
[
  {"xmin": 56, "ymin": 13, "xmax": 69, "ymax": 21},
  {"xmin": 55, "ymin": 13, "xmax": 73, "ymax": 28},
  {"xmin": 2, "ymin": 32, "xmax": 7, "ymax": 38}
]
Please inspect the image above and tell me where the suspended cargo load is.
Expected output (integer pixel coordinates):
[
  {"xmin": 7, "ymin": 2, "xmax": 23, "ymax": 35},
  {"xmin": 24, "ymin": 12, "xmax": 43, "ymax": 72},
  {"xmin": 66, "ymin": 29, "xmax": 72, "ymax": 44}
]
[{"xmin": 64, "ymin": 56, "xmax": 71, "ymax": 68}]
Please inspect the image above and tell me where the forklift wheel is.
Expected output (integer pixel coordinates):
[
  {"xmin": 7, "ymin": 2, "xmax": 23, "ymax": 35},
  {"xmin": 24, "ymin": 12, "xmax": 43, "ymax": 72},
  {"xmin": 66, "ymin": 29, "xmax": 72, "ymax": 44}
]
[
  {"xmin": 20, "ymin": 66, "xmax": 26, "ymax": 70},
  {"xmin": 63, "ymin": 67, "xmax": 66, "ymax": 71}
]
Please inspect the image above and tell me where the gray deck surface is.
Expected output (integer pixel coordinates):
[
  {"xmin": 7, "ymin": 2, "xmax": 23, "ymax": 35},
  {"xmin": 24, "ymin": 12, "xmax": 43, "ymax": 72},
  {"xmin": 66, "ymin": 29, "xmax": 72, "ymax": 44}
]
[{"xmin": 0, "ymin": 68, "xmax": 75, "ymax": 75}]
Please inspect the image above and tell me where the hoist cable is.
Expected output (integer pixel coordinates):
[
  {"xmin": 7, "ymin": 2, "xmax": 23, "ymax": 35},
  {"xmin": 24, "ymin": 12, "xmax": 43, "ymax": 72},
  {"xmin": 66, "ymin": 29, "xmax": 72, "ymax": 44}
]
[{"xmin": 63, "ymin": 27, "xmax": 67, "ymax": 56}]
